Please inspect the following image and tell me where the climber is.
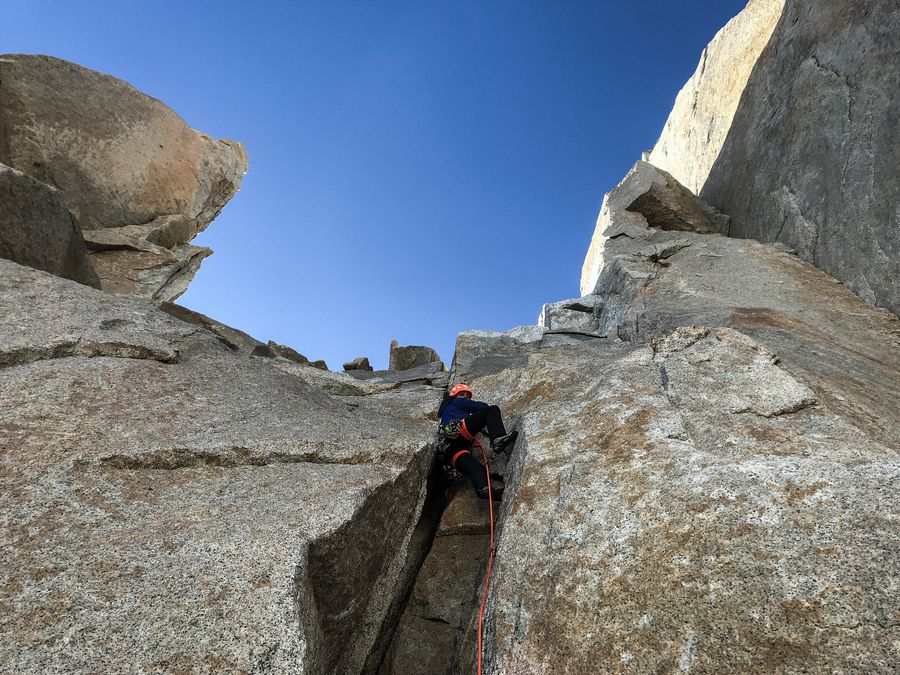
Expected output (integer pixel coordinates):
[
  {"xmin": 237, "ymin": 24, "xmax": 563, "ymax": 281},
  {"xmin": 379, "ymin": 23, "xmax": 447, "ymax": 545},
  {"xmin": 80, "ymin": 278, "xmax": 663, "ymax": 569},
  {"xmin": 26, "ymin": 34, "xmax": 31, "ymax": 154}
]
[{"xmin": 437, "ymin": 383, "xmax": 518, "ymax": 501}]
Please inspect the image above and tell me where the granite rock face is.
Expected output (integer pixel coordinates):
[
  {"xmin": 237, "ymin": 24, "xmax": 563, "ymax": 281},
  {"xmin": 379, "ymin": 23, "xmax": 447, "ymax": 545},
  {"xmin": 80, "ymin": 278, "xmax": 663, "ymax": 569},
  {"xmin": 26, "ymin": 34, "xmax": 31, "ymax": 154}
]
[
  {"xmin": 0, "ymin": 163, "xmax": 99, "ymax": 287},
  {"xmin": 0, "ymin": 259, "xmax": 442, "ymax": 674},
  {"xmin": 648, "ymin": 0, "xmax": 786, "ymax": 193},
  {"xmin": 458, "ymin": 141, "xmax": 900, "ymax": 670},
  {"xmin": 0, "ymin": 54, "xmax": 247, "ymax": 300},
  {"xmin": 455, "ymin": 236, "xmax": 899, "ymax": 671},
  {"xmin": 649, "ymin": 0, "xmax": 900, "ymax": 315},
  {"xmin": 581, "ymin": 161, "xmax": 729, "ymax": 295}
]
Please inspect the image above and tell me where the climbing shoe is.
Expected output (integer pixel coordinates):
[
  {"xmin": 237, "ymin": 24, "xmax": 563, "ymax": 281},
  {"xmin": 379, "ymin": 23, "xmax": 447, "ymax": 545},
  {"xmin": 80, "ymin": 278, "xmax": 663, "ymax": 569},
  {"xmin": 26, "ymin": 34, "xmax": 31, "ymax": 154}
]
[
  {"xmin": 476, "ymin": 485, "xmax": 504, "ymax": 501},
  {"xmin": 491, "ymin": 430, "xmax": 518, "ymax": 455}
]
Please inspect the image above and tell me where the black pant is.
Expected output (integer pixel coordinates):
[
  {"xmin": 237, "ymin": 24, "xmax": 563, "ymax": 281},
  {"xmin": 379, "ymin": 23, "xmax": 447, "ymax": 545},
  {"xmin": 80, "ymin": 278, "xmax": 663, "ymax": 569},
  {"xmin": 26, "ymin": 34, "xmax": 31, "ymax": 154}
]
[
  {"xmin": 463, "ymin": 405, "xmax": 507, "ymax": 440},
  {"xmin": 455, "ymin": 451, "xmax": 488, "ymax": 492}
]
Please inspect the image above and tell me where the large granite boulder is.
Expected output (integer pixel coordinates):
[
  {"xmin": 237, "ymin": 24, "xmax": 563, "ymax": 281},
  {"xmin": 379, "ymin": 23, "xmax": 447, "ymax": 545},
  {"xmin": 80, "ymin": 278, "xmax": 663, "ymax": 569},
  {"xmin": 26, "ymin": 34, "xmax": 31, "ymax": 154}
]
[
  {"xmin": 389, "ymin": 340, "xmax": 444, "ymax": 372},
  {"xmin": 0, "ymin": 54, "xmax": 247, "ymax": 231},
  {"xmin": 0, "ymin": 258, "xmax": 442, "ymax": 674},
  {"xmin": 0, "ymin": 163, "xmax": 99, "ymax": 287},
  {"xmin": 649, "ymin": 0, "xmax": 900, "ymax": 315},
  {"xmin": 581, "ymin": 161, "xmax": 729, "ymax": 295},
  {"xmin": 0, "ymin": 54, "xmax": 248, "ymax": 301}
]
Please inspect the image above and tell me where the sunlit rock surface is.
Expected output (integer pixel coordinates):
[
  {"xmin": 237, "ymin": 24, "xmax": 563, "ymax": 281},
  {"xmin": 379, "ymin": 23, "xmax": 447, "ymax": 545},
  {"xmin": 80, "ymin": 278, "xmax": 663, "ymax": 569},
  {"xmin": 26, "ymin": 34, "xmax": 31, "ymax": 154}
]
[
  {"xmin": 0, "ymin": 54, "xmax": 247, "ymax": 301},
  {"xmin": 460, "ymin": 210, "xmax": 899, "ymax": 673}
]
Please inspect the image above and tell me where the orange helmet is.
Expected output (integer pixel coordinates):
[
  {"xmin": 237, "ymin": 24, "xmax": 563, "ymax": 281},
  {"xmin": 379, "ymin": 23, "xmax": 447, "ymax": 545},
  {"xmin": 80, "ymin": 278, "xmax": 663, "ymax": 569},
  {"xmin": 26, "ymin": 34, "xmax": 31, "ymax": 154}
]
[{"xmin": 448, "ymin": 383, "xmax": 473, "ymax": 398}]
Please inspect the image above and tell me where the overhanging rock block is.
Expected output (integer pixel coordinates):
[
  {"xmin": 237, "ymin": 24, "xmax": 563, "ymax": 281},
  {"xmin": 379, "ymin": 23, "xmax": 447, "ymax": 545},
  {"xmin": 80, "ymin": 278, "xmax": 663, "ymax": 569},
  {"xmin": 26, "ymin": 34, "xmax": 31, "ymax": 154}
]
[
  {"xmin": 0, "ymin": 54, "xmax": 248, "ymax": 301},
  {"xmin": 581, "ymin": 160, "xmax": 729, "ymax": 295}
]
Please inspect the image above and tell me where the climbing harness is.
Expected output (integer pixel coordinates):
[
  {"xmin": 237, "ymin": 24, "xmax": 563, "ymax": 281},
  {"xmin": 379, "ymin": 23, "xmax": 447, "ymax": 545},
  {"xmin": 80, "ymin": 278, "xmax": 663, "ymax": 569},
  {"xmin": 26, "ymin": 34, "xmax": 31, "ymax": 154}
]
[{"xmin": 474, "ymin": 437, "xmax": 496, "ymax": 675}]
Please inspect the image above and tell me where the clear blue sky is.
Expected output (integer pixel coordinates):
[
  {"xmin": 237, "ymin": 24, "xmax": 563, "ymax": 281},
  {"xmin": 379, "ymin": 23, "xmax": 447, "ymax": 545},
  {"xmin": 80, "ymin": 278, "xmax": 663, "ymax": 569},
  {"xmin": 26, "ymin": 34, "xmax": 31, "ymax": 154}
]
[{"xmin": 2, "ymin": 1, "xmax": 746, "ymax": 370}]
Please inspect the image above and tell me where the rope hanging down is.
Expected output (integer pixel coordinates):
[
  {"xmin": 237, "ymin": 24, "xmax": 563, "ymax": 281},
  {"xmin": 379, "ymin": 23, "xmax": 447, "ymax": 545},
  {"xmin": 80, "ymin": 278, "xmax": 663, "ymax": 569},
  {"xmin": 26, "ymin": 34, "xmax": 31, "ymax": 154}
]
[{"xmin": 474, "ymin": 438, "xmax": 496, "ymax": 675}]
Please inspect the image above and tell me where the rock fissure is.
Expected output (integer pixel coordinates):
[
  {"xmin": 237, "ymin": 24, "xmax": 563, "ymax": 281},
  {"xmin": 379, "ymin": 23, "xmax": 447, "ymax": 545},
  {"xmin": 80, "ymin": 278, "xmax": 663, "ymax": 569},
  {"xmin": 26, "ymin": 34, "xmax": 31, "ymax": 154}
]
[
  {"xmin": 96, "ymin": 446, "xmax": 399, "ymax": 471},
  {"xmin": 0, "ymin": 338, "xmax": 179, "ymax": 368}
]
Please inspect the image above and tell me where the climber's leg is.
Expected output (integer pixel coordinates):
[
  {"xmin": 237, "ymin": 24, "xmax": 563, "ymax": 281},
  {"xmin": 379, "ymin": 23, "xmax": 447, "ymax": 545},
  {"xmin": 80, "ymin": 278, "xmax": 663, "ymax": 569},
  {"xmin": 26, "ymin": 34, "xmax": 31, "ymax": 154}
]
[
  {"xmin": 452, "ymin": 450, "xmax": 486, "ymax": 491},
  {"xmin": 462, "ymin": 405, "xmax": 507, "ymax": 440}
]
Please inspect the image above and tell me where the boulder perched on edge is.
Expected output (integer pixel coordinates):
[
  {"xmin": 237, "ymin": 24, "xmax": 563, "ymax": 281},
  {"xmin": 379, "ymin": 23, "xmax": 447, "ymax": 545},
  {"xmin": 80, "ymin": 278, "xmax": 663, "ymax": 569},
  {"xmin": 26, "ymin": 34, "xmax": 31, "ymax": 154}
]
[
  {"xmin": 0, "ymin": 163, "xmax": 99, "ymax": 287},
  {"xmin": 389, "ymin": 340, "xmax": 444, "ymax": 372},
  {"xmin": 344, "ymin": 356, "xmax": 374, "ymax": 372},
  {"xmin": 0, "ymin": 54, "xmax": 248, "ymax": 301}
]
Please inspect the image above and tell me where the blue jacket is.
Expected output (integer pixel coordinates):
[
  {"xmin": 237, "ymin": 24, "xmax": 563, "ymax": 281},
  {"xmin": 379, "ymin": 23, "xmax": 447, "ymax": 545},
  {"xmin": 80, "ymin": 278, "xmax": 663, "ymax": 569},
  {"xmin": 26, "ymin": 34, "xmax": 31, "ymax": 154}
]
[{"xmin": 440, "ymin": 397, "xmax": 488, "ymax": 425}]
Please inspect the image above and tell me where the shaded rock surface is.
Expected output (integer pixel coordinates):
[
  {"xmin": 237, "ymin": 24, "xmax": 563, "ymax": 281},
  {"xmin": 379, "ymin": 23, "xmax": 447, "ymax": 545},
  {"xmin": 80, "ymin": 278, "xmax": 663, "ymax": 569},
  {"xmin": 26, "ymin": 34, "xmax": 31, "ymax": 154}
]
[
  {"xmin": 0, "ymin": 259, "xmax": 443, "ymax": 674},
  {"xmin": 649, "ymin": 0, "xmax": 900, "ymax": 315},
  {"xmin": 81, "ymin": 215, "xmax": 211, "ymax": 302},
  {"xmin": 0, "ymin": 163, "xmax": 99, "ymax": 287},
  {"xmin": 581, "ymin": 161, "xmax": 729, "ymax": 295},
  {"xmin": 0, "ymin": 54, "xmax": 247, "ymax": 301},
  {"xmin": 379, "ymin": 487, "xmax": 492, "ymax": 675}
]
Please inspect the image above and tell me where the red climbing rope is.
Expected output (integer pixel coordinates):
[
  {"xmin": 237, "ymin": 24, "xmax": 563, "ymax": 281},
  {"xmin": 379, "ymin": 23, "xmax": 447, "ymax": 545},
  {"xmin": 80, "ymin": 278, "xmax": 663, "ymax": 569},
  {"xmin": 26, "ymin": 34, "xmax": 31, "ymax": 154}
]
[{"xmin": 474, "ymin": 438, "xmax": 495, "ymax": 675}]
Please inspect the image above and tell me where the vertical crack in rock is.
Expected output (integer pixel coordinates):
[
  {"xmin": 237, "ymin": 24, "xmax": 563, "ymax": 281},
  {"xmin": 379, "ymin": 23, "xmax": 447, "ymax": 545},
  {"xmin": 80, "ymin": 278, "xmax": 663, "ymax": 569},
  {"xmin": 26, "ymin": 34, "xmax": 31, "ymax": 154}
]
[
  {"xmin": 363, "ymin": 459, "xmax": 446, "ymax": 674},
  {"xmin": 303, "ymin": 444, "xmax": 435, "ymax": 674},
  {"xmin": 378, "ymin": 437, "xmax": 522, "ymax": 675}
]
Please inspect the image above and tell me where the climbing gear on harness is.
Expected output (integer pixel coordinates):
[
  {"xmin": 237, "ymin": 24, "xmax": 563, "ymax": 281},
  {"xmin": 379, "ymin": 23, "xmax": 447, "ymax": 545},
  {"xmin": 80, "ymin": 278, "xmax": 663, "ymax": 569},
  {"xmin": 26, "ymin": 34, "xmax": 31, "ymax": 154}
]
[
  {"xmin": 440, "ymin": 418, "xmax": 463, "ymax": 440},
  {"xmin": 491, "ymin": 430, "xmax": 518, "ymax": 455},
  {"xmin": 441, "ymin": 463, "xmax": 466, "ymax": 485},
  {"xmin": 448, "ymin": 383, "xmax": 473, "ymax": 398}
]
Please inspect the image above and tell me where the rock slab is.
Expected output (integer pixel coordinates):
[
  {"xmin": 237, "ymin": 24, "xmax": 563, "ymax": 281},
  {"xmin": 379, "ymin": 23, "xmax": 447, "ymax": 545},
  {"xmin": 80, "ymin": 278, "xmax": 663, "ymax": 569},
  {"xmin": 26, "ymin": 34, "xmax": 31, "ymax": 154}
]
[{"xmin": 0, "ymin": 259, "xmax": 440, "ymax": 674}]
